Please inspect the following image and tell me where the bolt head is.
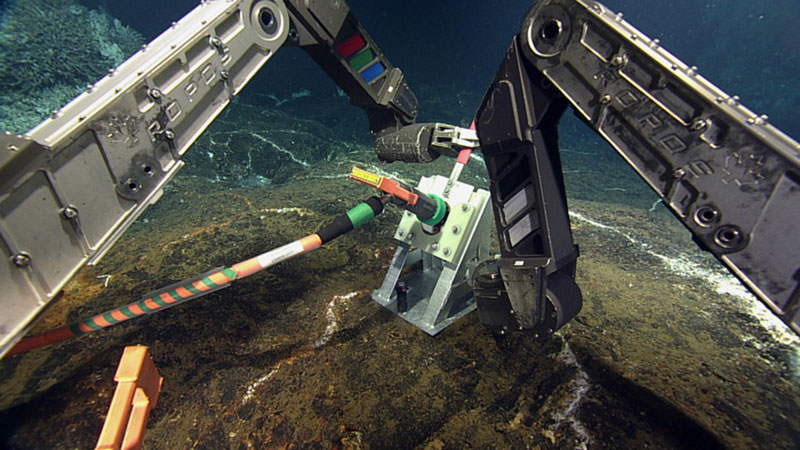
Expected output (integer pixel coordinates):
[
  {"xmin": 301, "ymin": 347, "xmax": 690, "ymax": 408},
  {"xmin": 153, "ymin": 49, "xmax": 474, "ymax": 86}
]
[
  {"xmin": 62, "ymin": 207, "xmax": 78, "ymax": 219},
  {"xmin": 461, "ymin": 204, "xmax": 469, "ymax": 212},
  {"xmin": 451, "ymin": 226, "xmax": 460, "ymax": 234},
  {"xmin": 149, "ymin": 88, "xmax": 162, "ymax": 99},
  {"xmin": 13, "ymin": 253, "xmax": 31, "ymax": 267},
  {"xmin": 442, "ymin": 248, "xmax": 450, "ymax": 256},
  {"xmin": 691, "ymin": 119, "xmax": 707, "ymax": 131},
  {"xmin": 398, "ymin": 230, "xmax": 405, "ymax": 237}
]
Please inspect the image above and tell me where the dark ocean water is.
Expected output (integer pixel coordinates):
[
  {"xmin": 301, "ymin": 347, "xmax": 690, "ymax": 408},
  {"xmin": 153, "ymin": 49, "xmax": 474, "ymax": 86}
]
[
  {"xmin": 75, "ymin": 0, "xmax": 800, "ymax": 139},
  {"xmin": 1, "ymin": 0, "xmax": 799, "ymax": 448}
]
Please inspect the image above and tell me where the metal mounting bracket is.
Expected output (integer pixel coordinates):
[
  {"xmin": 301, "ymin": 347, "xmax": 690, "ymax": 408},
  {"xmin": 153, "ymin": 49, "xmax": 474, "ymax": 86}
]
[{"xmin": 371, "ymin": 175, "xmax": 492, "ymax": 335}]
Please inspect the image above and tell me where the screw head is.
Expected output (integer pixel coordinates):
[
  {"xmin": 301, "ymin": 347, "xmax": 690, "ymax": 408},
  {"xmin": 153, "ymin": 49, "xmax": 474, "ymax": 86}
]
[
  {"xmin": 13, "ymin": 253, "xmax": 31, "ymax": 267},
  {"xmin": 611, "ymin": 55, "xmax": 624, "ymax": 66},
  {"xmin": 164, "ymin": 129, "xmax": 176, "ymax": 140},
  {"xmin": 673, "ymin": 168, "xmax": 687, "ymax": 179},
  {"xmin": 220, "ymin": 69, "xmax": 230, "ymax": 80},
  {"xmin": 148, "ymin": 88, "xmax": 162, "ymax": 99},
  {"xmin": 461, "ymin": 204, "xmax": 469, "ymax": 212},
  {"xmin": 398, "ymin": 229, "xmax": 405, "ymax": 237},
  {"xmin": 599, "ymin": 94, "xmax": 612, "ymax": 104},
  {"xmin": 451, "ymin": 226, "xmax": 460, "ymax": 234},
  {"xmin": 431, "ymin": 243, "xmax": 439, "ymax": 251},
  {"xmin": 442, "ymin": 248, "xmax": 450, "ymax": 256},
  {"xmin": 62, "ymin": 207, "xmax": 78, "ymax": 219},
  {"xmin": 691, "ymin": 118, "xmax": 707, "ymax": 131}
]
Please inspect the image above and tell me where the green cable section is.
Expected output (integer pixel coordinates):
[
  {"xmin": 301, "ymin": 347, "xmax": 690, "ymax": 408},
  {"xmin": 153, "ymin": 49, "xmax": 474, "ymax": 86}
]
[
  {"xmin": 420, "ymin": 194, "xmax": 447, "ymax": 226},
  {"xmin": 346, "ymin": 202, "xmax": 376, "ymax": 229}
]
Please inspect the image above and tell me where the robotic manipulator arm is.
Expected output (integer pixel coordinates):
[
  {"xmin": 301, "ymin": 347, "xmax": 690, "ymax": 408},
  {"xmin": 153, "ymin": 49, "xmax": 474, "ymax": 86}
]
[
  {"xmin": 1, "ymin": 0, "xmax": 798, "ymax": 358},
  {"xmin": 473, "ymin": 0, "xmax": 800, "ymax": 339},
  {"xmin": 0, "ymin": 0, "xmax": 473, "ymax": 357}
]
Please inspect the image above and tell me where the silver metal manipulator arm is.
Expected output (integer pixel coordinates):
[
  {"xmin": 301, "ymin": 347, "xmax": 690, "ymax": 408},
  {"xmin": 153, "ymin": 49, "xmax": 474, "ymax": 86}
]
[{"xmin": 0, "ymin": 0, "xmax": 291, "ymax": 357}]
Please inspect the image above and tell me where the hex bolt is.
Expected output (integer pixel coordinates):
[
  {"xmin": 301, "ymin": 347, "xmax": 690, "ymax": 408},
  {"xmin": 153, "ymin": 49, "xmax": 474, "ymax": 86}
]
[
  {"xmin": 599, "ymin": 94, "xmax": 612, "ymax": 104},
  {"xmin": 673, "ymin": 168, "xmax": 687, "ymax": 179},
  {"xmin": 210, "ymin": 36, "xmax": 222, "ymax": 48},
  {"xmin": 407, "ymin": 232, "xmax": 415, "ymax": 240},
  {"xmin": 148, "ymin": 88, "xmax": 162, "ymax": 100},
  {"xmin": 62, "ymin": 207, "xmax": 78, "ymax": 220},
  {"xmin": 220, "ymin": 69, "xmax": 230, "ymax": 80},
  {"xmin": 451, "ymin": 225, "xmax": 460, "ymax": 234},
  {"xmin": 398, "ymin": 229, "xmax": 405, "ymax": 237},
  {"xmin": 13, "ymin": 253, "xmax": 31, "ymax": 268},
  {"xmin": 442, "ymin": 248, "xmax": 450, "ymax": 256},
  {"xmin": 611, "ymin": 55, "xmax": 624, "ymax": 66},
  {"xmin": 431, "ymin": 243, "xmax": 439, "ymax": 251},
  {"xmin": 164, "ymin": 129, "xmax": 176, "ymax": 140}
]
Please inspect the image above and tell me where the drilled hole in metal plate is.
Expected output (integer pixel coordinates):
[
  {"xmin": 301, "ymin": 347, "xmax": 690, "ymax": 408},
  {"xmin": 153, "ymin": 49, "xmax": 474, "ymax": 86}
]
[
  {"xmin": 715, "ymin": 226, "xmax": 742, "ymax": 248},
  {"xmin": 259, "ymin": 8, "xmax": 277, "ymax": 35},
  {"xmin": 540, "ymin": 20, "xmax": 562, "ymax": 41},
  {"xmin": 694, "ymin": 206, "xmax": 719, "ymax": 227},
  {"xmin": 143, "ymin": 165, "xmax": 153, "ymax": 176},
  {"xmin": 126, "ymin": 179, "xmax": 140, "ymax": 192}
]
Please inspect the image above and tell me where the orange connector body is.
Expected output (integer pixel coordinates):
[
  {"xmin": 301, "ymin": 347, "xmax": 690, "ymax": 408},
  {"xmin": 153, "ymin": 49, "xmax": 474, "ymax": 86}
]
[
  {"xmin": 96, "ymin": 346, "xmax": 163, "ymax": 450},
  {"xmin": 349, "ymin": 166, "xmax": 419, "ymax": 205}
]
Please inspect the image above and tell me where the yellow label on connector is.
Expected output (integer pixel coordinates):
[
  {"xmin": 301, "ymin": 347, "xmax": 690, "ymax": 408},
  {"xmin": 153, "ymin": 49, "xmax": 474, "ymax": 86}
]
[{"xmin": 350, "ymin": 167, "xmax": 382, "ymax": 187}]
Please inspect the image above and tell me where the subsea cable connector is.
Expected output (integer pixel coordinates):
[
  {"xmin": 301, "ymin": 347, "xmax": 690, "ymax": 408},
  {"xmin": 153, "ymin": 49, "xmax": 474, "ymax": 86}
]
[{"xmin": 349, "ymin": 167, "xmax": 448, "ymax": 229}]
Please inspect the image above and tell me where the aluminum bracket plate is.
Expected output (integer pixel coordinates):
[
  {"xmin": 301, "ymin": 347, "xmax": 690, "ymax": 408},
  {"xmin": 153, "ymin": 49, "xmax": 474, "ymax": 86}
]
[{"xmin": 372, "ymin": 175, "xmax": 492, "ymax": 335}]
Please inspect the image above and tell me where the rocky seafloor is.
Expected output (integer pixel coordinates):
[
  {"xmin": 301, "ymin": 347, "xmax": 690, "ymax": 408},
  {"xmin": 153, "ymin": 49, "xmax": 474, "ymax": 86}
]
[{"xmin": 0, "ymin": 103, "xmax": 798, "ymax": 449}]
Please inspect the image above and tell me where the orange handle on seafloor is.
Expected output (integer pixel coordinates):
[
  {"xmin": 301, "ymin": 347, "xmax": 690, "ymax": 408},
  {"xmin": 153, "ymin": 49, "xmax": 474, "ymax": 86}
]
[{"xmin": 96, "ymin": 346, "xmax": 163, "ymax": 450}]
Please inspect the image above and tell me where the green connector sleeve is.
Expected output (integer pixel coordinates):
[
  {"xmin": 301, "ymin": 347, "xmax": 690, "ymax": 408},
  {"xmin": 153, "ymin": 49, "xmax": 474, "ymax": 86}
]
[
  {"xmin": 346, "ymin": 202, "xmax": 376, "ymax": 229},
  {"xmin": 420, "ymin": 194, "xmax": 447, "ymax": 226}
]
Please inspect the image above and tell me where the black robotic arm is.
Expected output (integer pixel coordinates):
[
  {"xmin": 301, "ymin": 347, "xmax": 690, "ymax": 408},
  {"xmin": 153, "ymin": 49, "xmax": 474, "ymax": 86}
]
[{"xmin": 473, "ymin": 0, "xmax": 800, "ymax": 337}]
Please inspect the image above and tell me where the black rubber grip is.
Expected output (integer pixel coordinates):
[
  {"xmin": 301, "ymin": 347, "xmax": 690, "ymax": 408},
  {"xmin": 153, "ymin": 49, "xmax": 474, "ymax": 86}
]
[
  {"xmin": 364, "ymin": 196, "xmax": 385, "ymax": 216},
  {"xmin": 317, "ymin": 216, "xmax": 353, "ymax": 245}
]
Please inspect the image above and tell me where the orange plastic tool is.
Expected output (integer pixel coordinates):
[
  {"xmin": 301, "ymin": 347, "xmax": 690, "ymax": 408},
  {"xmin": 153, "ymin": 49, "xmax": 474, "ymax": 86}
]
[{"xmin": 96, "ymin": 346, "xmax": 163, "ymax": 450}]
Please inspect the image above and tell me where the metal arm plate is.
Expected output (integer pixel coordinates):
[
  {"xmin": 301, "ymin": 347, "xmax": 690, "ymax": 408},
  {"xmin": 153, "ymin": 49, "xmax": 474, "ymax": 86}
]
[
  {"xmin": 0, "ymin": 0, "xmax": 290, "ymax": 356},
  {"xmin": 523, "ymin": 0, "xmax": 800, "ymax": 334}
]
